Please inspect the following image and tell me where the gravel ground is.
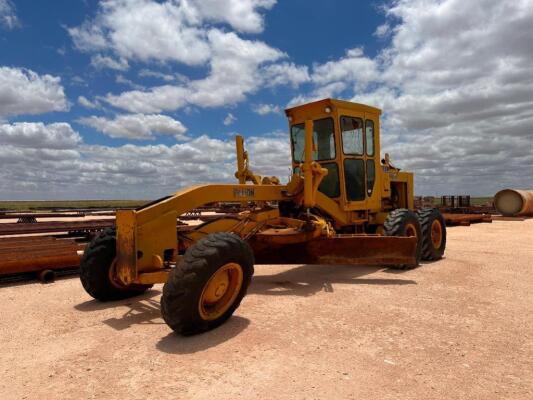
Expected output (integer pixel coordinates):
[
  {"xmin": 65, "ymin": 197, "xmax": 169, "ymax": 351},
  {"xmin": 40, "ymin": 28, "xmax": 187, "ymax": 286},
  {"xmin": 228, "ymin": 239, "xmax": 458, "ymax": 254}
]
[{"xmin": 1, "ymin": 220, "xmax": 532, "ymax": 400}]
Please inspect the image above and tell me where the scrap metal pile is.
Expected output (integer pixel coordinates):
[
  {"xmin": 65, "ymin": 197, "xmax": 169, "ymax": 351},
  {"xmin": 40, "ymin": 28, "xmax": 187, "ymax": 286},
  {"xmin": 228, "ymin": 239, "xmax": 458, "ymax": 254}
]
[{"xmin": 0, "ymin": 205, "xmax": 241, "ymax": 282}]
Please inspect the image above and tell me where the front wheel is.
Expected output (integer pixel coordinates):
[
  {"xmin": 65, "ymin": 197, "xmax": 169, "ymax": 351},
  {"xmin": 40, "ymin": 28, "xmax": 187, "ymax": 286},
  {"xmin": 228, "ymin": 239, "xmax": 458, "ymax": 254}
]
[{"xmin": 161, "ymin": 232, "xmax": 254, "ymax": 336}]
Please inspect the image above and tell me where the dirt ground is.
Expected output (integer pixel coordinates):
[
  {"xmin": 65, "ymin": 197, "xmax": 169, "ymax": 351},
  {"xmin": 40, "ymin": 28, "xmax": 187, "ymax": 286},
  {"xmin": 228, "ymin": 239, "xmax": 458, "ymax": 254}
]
[{"xmin": 1, "ymin": 220, "xmax": 532, "ymax": 400}]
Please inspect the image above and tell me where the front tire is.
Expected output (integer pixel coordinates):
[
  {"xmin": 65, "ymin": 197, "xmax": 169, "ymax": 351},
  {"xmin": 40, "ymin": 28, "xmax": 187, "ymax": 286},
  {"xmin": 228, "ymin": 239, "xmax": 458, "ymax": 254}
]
[
  {"xmin": 417, "ymin": 208, "xmax": 446, "ymax": 261},
  {"xmin": 161, "ymin": 232, "xmax": 254, "ymax": 336},
  {"xmin": 383, "ymin": 208, "xmax": 422, "ymax": 269},
  {"xmin": 80, "ymin": 228, "xmax": 152, "ymax": 301}
]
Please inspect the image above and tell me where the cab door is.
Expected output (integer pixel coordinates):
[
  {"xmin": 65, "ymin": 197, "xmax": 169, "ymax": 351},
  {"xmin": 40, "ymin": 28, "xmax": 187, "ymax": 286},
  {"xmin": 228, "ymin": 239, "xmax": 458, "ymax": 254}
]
[{"xmin": 339, "ymin": 113, "xmax": 377, "ymax": 211}]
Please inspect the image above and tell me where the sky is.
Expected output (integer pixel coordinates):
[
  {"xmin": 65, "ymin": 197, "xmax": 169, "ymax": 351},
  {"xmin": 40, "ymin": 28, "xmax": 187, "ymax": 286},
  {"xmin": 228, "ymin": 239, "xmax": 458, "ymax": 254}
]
[{"xmin": 0, "ymin": 0, "xmax": 532, "ymax": 200}]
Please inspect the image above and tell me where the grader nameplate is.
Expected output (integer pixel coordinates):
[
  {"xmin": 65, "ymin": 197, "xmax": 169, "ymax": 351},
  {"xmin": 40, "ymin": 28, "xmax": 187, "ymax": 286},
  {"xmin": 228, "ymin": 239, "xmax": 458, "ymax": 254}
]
[{"xmin": 79, "ymin": 98, "xmax": 447, "ymax": 335}]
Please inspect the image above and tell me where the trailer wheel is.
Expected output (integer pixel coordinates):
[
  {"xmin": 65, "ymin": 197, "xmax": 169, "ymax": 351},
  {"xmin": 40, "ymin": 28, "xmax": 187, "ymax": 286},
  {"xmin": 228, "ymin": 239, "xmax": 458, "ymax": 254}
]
[
  {"xmin": 80, "ymin": 228, "xmax": 152, "ymax": 301},
  {"xmin": 416, "ymin": 208, "xmax": 446, "ymax": 261},
  {"xmin": 383, "ymin": 208, "xmax": 422, "ymax": 269},
  {"xmin": 161, "ymin": 232, "xmax": 254, "ymax": 335}
]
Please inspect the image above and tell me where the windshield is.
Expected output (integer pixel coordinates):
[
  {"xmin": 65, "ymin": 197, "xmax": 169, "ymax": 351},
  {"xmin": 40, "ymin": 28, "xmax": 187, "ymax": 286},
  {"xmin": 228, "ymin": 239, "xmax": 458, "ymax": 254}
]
[{"xmin": 291, "ymin": 118, "xmax": 335, "ymax": 162}]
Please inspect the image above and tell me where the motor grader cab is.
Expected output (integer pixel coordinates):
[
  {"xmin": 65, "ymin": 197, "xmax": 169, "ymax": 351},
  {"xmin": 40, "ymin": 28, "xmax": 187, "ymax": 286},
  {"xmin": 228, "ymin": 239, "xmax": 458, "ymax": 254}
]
[{"xmin": 79, "ymin": 98, "xmax": 446, "ymax": 336}]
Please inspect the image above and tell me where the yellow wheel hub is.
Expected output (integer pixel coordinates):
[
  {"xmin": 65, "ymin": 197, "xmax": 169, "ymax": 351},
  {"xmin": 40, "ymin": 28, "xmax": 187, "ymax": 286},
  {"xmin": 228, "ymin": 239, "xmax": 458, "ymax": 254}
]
[
  {"xmin": 108, "ymin": 258, "xmax": 125, "ymax": 289},
  {"xmin": 198, "ymin": 262, "xmax": 244, "ymax": 321},
  {"xmin": 431, "ymin": 219, "xmax": 443, "ymax": 249}
]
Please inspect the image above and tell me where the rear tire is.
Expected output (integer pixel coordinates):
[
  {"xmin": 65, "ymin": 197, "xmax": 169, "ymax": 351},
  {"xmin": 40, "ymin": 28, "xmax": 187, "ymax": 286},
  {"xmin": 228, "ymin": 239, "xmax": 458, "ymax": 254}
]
[
  {"xmin": 416, "ymin": 208, "xmax": 446, "ymax": 261},
  {"xmin": 383, "ymin": 208, "xmax": 422, "ymax": 269},
  {"xmin": 80, "ymin": 228, "xmax": 152, "ymax": 301},
  {"xmin": 161, "ymin": 232, "xmax": 254, "ymax": 336}
]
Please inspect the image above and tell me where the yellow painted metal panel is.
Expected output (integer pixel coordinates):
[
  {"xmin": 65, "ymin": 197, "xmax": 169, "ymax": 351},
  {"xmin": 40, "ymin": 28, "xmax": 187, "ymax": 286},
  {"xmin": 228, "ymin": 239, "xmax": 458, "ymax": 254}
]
[
  {"xmin": 116, "ymin": 210, "xmax": 137, "ymax": 285},
  {"xmin": 136, "ymin": 209, "xmax": 177, "ymax": 271},
  {"xmin": 135, "ymin": 270, "xmax": 170, "ymax": 285},
  {"xmin": 136, "ymin": 184, "xmax": 287, "ymax": 226}
]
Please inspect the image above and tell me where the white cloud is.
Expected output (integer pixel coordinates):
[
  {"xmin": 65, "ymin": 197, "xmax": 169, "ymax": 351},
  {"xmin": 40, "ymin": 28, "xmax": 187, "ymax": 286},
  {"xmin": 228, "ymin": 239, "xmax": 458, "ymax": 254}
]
[
  {"xmin": 77, "ymin": 96, "xmax": 101, "ymax": 109},
  {"xmin": 106, "ymin": 29, "xmax": 285, "ymax": 112},
  {"xmin": 0, "ymin": 0, "xmax": 19, "ymax": 30},
  {"xmin": 115, "ymin": 74, "xmax": 145, "ymax": 90},
  {"xmin": 262, "ymin": 62, "xmax": 310, "ymax": 88},
  {"xmin": 192, "ymin": 0, "xmax": 276, "ymax": 33},
  {"xmin": 311, "ymin": 48, "xmax": 379, "ymax": 88},
  {"xmin": 0, "ymin": 124, "xmax": 290, "ymax": 199},
  {"xmin": 374, "ymin": 23, "xmax": 391, "ymax": 38},
  {"xmin": 0, "ymin": 122, "xmax": 81, "ymax": 149},
  {"xmin": 69, "ymin": 1, "xmax": 300, "ymax": 114},
  {"xmin": 138, "ymin": 69, "xmax": 178, "ymax": 82},
  {"xmin": 0, "ymin": 67, "xmax": 68, "ymax": 118},
  {"xmin": 187, "ymin": 30, "xmax": 284, "ymax": 107},
  {"xmin": 246, "ymin": 133, "xmax": 290, "ymax": 177},
  {"xmin": 78, "ymin": 113, "xmax": 188, "ymax": 140},
  {"xmin": 90, "ymin": 54, "xmax": 130, "ymax": 71},
  {"xmin": 68, "ymin": 0, "xmax": 276, "ymax": 66},
  {"xmin": 252, "ymin": 103, "xmax": 281, "ymax": 115},
  {"xmin": 223, "ymin": 113, "xmax": 237, "ymax": 126},
  {"xmin": 69, "ymin": 0, "xmax": 210, "ymax": 66},
  {"xmin": 106, "ymin": 85, "xmax": 189, "ymax": 113}
]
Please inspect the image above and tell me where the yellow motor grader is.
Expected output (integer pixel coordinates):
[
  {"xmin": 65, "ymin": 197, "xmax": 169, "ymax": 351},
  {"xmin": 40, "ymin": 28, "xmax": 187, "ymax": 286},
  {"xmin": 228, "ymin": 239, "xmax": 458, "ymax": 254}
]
[{"xmin": 80, "ymin": 98, "xmax": 446, "ymax": 335}]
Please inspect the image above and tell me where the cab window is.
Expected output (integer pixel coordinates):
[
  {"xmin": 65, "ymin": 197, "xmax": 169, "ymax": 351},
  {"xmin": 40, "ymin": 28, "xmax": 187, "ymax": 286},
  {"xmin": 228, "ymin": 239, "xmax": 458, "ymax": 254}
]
[
  {"xmin": 291, "ymin": 123, "xmax": 305, "ymax": 162},
  {"xmin": 291, "ymin": 118, "xmax": 335, "ymax": 162},
  {"xmin": 365, "ymin": 120, "xmax": 374, "ymax": 157},
  {"xmin": 341, "ymin": 117, "xmax": 364, "ymax": 155},
  {"xmin": 344, "ymin": 159, "xmax": 365, "ymax": 201},
  {"xmin": 313, "ymin": 118, "xmax": 335, "ymax": 160},
  {"xmin": 318, "ymin": 162, "xmax": 340, "ymax": 198}
]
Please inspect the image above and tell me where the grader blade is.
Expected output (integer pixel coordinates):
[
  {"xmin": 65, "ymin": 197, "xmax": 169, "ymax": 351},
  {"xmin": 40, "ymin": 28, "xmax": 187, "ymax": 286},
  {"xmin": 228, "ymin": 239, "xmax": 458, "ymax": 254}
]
[{"xmin": 251, "ymin": 235, "xmax": 418, "ymax": 266}]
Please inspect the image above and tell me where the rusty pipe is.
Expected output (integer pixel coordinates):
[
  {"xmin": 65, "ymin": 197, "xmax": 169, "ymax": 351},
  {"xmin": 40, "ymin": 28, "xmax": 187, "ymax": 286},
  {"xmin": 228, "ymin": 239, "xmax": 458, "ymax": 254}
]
[
  {"xmin": 0, "ymin": 253, "xmax": 81, "ymax": 276},
  {"xmin": 494, "ymin": 189, "xmax": 533, "ymax": 216},
  {"xmin": 38, "ymin": 269, "xmax": 56, "ymax": 283}
]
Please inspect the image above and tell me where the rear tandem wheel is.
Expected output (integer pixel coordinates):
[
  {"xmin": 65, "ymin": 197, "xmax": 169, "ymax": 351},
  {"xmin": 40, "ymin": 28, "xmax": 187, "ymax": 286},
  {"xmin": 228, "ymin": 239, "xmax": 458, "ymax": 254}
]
[
  {"xmin": 383, "ymin": 208, "xmax": 422, "ymax": 269},
  {"xmin": 416, "ymin": 207, "xmax": 446, "ymax": 261}
]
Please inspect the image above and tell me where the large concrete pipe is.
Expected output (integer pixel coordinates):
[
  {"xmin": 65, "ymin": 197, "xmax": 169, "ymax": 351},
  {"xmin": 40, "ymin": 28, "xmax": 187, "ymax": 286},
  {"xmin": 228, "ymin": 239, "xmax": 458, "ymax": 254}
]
[{"xmin": 494, "ymin": 189, "xmax": 533, "ymax": 216}]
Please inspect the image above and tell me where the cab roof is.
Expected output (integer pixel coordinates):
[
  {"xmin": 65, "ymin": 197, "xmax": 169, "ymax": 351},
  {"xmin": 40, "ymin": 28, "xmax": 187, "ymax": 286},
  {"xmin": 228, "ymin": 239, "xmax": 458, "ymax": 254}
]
[{"xmin": 285, "ymin": 98, "xmax": 382, "ymax": 116}]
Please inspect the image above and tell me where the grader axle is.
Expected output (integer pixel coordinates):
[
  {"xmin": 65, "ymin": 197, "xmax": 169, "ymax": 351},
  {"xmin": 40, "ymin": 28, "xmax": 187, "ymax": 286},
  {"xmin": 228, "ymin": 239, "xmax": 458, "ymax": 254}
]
[{"xmin": 79, "ymin": 98, "xmax": 446, "ymax": 335}]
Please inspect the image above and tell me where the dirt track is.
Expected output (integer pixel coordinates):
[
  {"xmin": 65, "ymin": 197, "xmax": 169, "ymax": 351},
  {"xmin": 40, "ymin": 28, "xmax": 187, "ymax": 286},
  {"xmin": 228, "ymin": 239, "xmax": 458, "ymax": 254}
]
[{"xmin": 1, "ymin": 220, "xmax": 532, "ymax": 399}]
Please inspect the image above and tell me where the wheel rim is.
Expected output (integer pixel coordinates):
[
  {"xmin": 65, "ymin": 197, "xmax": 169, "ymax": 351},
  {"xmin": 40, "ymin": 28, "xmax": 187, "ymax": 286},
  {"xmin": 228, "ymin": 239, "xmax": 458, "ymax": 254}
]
[
  {"xmin": 430, "ymin": 219, "xmax": 443, "ymax": 249},
  {"xmin": 108, "ymin": 258, "xmax": 126, "ymax": 289},
  {"xmin": 198, "ymin": 262, "xmax": 244, "ymax": 321},
  {"xmin": 405, "ymin": 223, "xmax": 418, "ymax": 237}
]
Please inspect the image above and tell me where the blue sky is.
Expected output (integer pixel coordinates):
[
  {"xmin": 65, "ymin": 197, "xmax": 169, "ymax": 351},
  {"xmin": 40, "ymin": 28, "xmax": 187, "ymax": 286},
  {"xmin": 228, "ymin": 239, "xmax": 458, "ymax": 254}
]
[
  {"xmin": 1, "ymin": 0, "xmax": 386, "ymax": 147},
  {"xmin": 1, "ymin": 0, "xmax": 532, "ymax": 199}
]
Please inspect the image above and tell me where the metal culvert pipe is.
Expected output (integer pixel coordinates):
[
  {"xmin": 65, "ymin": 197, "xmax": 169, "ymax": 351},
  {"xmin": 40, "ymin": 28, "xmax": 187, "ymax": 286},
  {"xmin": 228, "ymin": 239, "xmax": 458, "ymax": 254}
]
[{"xmin": 494, "ymin": 189, "xmax": 533, "ymax": 216}]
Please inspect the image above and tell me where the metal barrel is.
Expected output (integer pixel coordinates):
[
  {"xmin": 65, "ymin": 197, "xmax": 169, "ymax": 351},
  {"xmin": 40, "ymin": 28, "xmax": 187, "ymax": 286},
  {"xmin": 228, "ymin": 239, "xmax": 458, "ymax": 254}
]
[{"xmin": 494, "ymin": 189, "xmax": 533, "ymax": 216}]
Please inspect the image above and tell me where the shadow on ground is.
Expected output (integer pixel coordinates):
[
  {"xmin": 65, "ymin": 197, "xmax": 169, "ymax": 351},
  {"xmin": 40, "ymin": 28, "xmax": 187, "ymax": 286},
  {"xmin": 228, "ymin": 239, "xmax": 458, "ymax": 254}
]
[
  {"xmin": 156, "ymin": 316, "xmax": 250, "ymax": 354},
  {"xmin": 382, "ymin": 259, "xmax": 443, "ymax": 274},
  {"xmin": 250, "ymin": 264, "xmax": 417, "ymax": 297},
  {"xmin": 71, "ymin": 264, "xmax": 416, "ymax": 333},
  {"xmin": 75, "ymin": 289, "xmax": 164, "ymax": 330},
  {"xmin": 0, "ymin": 270, "xmax": 79, "ymax": 288}
]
